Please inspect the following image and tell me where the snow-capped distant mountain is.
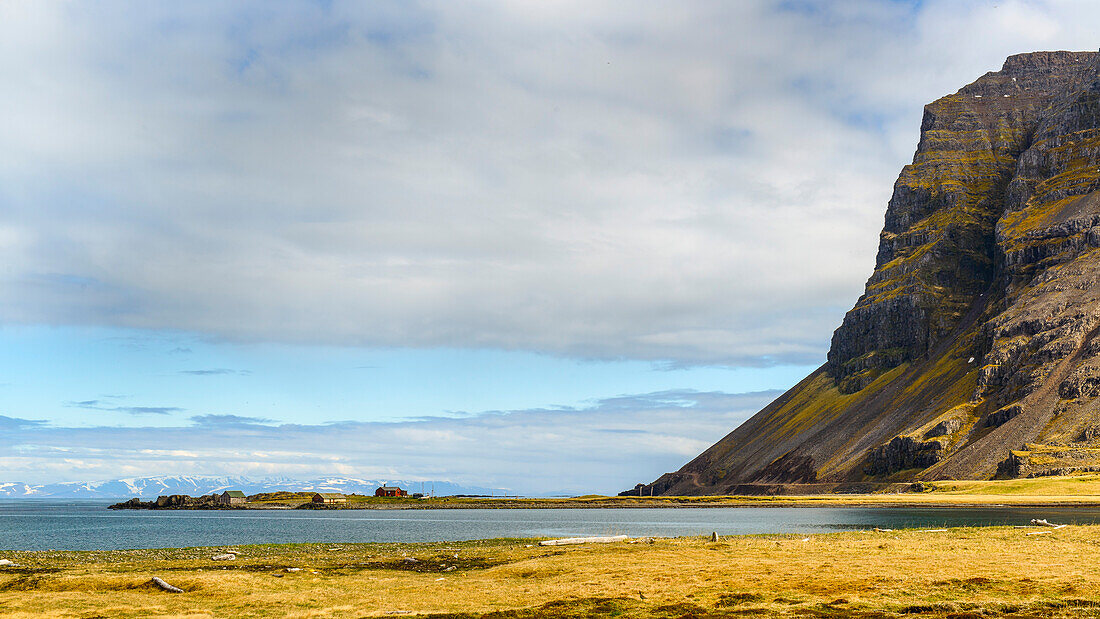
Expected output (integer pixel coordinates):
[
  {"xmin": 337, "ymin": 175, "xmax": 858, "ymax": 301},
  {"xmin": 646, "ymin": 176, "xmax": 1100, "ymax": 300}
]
[
  {"xmin": 0, "ymin": 476, "xmax": 497, "ymax": 499},
  {"xmin": 0, "ymin": 482, "xmax": 39, "ymax": 497}
]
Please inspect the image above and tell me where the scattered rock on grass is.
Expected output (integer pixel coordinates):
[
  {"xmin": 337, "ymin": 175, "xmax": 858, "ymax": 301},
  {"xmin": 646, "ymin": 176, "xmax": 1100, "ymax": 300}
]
[
  {"xmin": 150, "ymin": 577, "xmax": 183, "ymax": 593},
  {"xmin": 211, "ymin": 553, "xmax": 236, "ymax": 561}
]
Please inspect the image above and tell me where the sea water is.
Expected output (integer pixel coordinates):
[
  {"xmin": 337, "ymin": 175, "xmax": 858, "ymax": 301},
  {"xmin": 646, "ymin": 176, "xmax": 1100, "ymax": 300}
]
[{"xmin": 4, "ymin": 500, "xmax": 1100, "ymax": 551}]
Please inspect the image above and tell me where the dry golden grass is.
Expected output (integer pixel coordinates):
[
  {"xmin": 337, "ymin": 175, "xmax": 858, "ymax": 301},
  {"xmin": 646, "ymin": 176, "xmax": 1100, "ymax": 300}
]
[{"xmin": 6, "ymin": 525, "xmax": 1100, "ymax": 618}]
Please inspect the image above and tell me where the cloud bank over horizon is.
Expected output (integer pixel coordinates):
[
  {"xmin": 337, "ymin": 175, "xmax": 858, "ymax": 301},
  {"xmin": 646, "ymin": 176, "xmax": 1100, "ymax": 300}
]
[{"xmin": 0, "ymin": 389, "xmax": 778, "ymax": 495}]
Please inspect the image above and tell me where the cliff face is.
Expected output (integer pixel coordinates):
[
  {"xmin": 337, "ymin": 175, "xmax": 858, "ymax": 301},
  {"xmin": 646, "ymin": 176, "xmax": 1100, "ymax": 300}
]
[{"xmin": 643, "ymin": 51, "xmax": 1100, "ymax": 495}]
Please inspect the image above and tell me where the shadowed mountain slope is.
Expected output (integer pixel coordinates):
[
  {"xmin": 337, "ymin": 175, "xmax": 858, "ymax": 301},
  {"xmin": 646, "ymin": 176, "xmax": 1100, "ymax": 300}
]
[{"xmin": 640, "ymin": 50, "xmax": 1100, "ymax": 495}]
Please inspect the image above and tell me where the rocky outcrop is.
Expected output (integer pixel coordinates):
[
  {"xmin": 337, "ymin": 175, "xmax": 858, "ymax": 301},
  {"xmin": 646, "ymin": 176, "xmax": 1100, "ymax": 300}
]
[
  {"xmin": 996, "ymin": 443, "xmax": 1100, "ymax": 478},
  {"xmin": 642, "ymin": 51, "xmax": 1100, "ymax": 495},
  {"xmin": 996, "ymin": 451, "xmax": 1031, "ymax": 477},
  {"xmin": 109, "ymin": 494, "xmax": 230, "ymax": 509},
  {"xmin": 925, "ymin": 418, "xmax": 963, "ymax": 438},
  {"xmin": 986, "ymin": 404, "xmax": 1022, "ymax": 428},
  {"xmin": 865, "ymin": 436, "xmax": 947, "ymax": 476}
]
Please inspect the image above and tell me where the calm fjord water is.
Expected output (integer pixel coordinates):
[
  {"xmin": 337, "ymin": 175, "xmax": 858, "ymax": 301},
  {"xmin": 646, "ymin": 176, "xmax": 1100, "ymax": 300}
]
[{"xmin": 5, "ymin": 500, "xmax": 1100, "ymax": 551}]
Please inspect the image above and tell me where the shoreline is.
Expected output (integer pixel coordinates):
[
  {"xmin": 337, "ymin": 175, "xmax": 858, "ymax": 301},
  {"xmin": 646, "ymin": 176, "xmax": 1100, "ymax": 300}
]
[
  {"xmin": 99, "ymin": 473, "xmax": 1100, "ymax": 510},
  {"xmin": 107, "ymin": 494, "xmax": 1100, "ymax": 510}
]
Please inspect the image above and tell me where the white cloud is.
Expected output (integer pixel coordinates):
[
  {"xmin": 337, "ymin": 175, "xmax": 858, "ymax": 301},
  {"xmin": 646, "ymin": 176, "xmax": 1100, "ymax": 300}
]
[
  {"xmin": 0, "ymin": 389, "xmax": 777, "ymax": 494},
  {"xmin": 0, "ymin": 1, "xmax": 1099, "ymax": 366}
]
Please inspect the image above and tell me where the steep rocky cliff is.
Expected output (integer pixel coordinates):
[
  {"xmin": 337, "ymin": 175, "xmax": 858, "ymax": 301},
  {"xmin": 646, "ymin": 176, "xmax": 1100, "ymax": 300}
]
[{"xmin": 641, "ymin": 51, "xmax": 1100, "ymax": 495}]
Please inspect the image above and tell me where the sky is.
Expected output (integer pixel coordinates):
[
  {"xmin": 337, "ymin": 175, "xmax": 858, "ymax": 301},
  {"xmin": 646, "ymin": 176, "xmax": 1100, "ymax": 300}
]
[{"xmin": 1, "ymin": 0, "xmax": 1098, "ymax": 494}]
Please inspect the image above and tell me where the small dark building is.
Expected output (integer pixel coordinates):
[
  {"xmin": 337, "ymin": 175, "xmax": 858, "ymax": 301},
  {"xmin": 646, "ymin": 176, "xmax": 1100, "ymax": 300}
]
[
  {"xmin": 218, "ymin": 490, "xmax": 247, "ymax": 505},
  {"xmin": 375, "ymin": 486, "xmax": 407, "ymax": 497},
  {"xmin": 312, "ymin": 492, "xmax": 347, "ymax": 504}
]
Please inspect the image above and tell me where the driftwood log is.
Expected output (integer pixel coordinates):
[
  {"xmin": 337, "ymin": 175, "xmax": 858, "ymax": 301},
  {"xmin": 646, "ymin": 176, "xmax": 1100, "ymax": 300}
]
[
  {"xmin": 538, "ymin": 535, "xmax": 628, "ymax": 546},
  {"xmin": 150, "ymin": 577, "xmax": 183, "ymax": 593}
]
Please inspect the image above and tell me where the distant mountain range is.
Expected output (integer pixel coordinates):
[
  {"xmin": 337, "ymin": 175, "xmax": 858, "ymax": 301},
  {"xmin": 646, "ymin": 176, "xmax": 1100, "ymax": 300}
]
[{"xmin": 0, "ymin": 475, "xmax": 498, "ymax": 499}]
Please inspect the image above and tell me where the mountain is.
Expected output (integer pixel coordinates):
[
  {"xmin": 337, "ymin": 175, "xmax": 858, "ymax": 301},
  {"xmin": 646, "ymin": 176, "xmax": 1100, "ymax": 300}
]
[
  {"xmin": 642, "ymin": 50, "xmax": 1100, "ymax": 495},
  {"xmin": 0, "ymin": 476, "xmax": 496, "ymax": 499}
]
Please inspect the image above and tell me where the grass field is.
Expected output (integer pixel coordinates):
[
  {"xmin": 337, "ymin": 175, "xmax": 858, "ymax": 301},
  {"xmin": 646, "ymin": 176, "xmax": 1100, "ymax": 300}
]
[{"xmin": 6, "ymin": 524, "xmax": 1100, "ymax": 617}]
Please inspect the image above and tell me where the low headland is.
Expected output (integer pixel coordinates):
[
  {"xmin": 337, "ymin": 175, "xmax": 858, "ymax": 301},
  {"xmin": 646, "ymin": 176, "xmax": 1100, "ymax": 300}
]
[
  {"xmin": 109, "ymin": 472, "xmax": 1100, "ymax": 509},
  {"xmin": 4, "ymin": 523, "xmax": 1100, "ymax": 617}
]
